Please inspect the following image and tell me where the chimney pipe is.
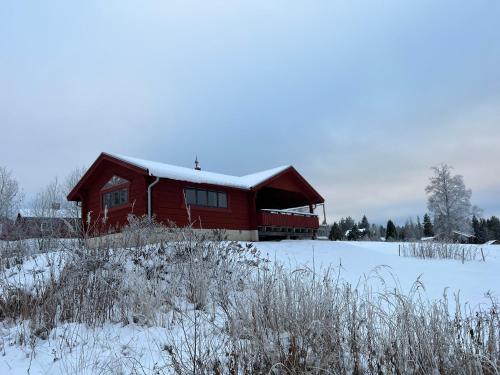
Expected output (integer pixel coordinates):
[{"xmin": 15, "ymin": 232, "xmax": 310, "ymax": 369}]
[{"xmin": 194, "ymin": 156, "xmax": 201, "ymax": 171}]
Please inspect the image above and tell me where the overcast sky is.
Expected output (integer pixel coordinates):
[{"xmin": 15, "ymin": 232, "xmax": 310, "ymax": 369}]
[{"xmin": 1, "ymin": 0, "xmax": 499, "ymax": 224}]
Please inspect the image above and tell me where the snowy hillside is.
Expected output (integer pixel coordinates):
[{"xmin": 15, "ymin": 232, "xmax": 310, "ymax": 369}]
[{"xmin": 0, "ymin": 237, "xmax": 499, "ymax": 374}]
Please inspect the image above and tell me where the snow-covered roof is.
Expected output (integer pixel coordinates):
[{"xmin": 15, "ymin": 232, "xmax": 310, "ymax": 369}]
[
  {"xmin": 421, "ymin": 236, "xmax": 435, "ymax": 241},
  {"xmin": 18, "ymin": 208, "xmax": 76, "ymax": 219},
  {"xmin": 452, "ymin": 230, "xmax": 476, "ymax": 238},
  {"xmin": 106, "ymin": 153, "xmax": 290, "ymax": 190},
  {"xmin": 345, "ymin": 228, "xmax": 367, "ymax": 236}
]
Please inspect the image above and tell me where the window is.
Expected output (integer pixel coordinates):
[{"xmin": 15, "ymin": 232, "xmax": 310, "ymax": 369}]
[
  {"xmin": 185, "ymin": 188, "xmax": 196, "ymax": 205},
  {"xmin": 101, "ymin": 176, "xmax": 129, "ymax": 210},
  {"xmin": 207, "ymin": 191, "xmax": 217, "ymax": 207},
  {"xmin": 102, "ymin": 188, "xmax": 128, "ymax": 209},
  {"xmin": 184, "ymin": 188, "xmax": 228, "ymax": 208},
  {"xmin": 102, "ymin": 175, "xmax": 129, "ymax": 190},
  {"xmin": 196, "ymin": 189, "xmax": 207, "ymax": 206},
  {"xmin": 40, "ymin": 221, "xmax": 51, "ymax": 232},
  {"xmin": 217, "ymin": 192, "xmax": 228, "ymax": 208}
]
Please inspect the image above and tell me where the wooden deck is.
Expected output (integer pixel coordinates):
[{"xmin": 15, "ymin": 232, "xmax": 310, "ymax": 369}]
[{"xmin": 256, "ymin": 209, "xmax": 319, "ymax": 240}]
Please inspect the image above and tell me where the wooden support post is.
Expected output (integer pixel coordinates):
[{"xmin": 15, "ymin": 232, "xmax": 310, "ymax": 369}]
[
  {"xmin": 481, "ymin": 247, "xmax": 485, "ymax": 262},
  {"xmin": 398, "ymin": 244, "xmax": 401, "ymax": 257},
  {"xmin": 462, "ymin": 248, "xmax": 465, "ymax": 264}
]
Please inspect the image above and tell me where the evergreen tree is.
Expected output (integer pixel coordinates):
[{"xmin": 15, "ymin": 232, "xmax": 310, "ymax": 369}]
[
  {"xmin": 487, "ymin": 216, "xmax": 500, "ymax": 240},
  {"xmin": 339, "ymin": 217, "xmax": 354, "ymax": 233},
  {"xmin": 359, "ymin": 215, "xmax": 370, "ymax": 239},
  {"xmin": 339, "ymin": 217, "xmax": 355, "ymax": 239},
  {"xmin": 473, "ymin": 216, "xmax": 500, "ymax": 243},
  {"xmin": 359, "ymin": 215, "xmax": 370, "ymax": 230},
  {"xmin": 423, "ymin": 213, "xmax": 434, "ymax": 237},
  {"xmin": 386, "ymin": 220, "xmax": 397, "ymax": 241},
  {"xmin": 403, "ymin": 218, "xmax": 417, "ymax": 241},
  {"xmin": 472, "ymin": 215, "xmax": 484, "ymax": 243},
  {"xmin": 370, "ymin": 223, "xmax": 379, "ymax": 240},
  {"xmin": 329, "ymin": 222, "xmax": 343, "ymax": 241},
  {"xmin": 399, "ymin": 224, "xmax": 406, "ymax": 241},
  {"xmin": 379, "ymin": 225, "xmax": 385, "ymax": 240},
  {"xmin": 416, "ymin": 216, "xmax": 423, "ymax": 239},
  {"xmin": 347, "ymin": 224, "xmax": 361, "ymax": 241}
]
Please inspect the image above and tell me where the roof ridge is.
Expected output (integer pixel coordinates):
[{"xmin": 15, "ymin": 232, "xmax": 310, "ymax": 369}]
[{"xmin": 105, "ymin": 152, "xmax": 289, "ymax": 189}]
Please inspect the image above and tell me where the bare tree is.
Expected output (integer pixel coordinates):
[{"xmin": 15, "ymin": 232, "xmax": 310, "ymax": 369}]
[
  {"xmin": 29, "ymin": 178, "xmax": 73, "ymax": 249},
  {"xmin": 32, "ymin": 166, "xmax": 85, "ymax": 219},
  {"xmin": 425, "ymin": 164, "xmax": 476, "ymax": 237},
  {"xmin": 63, "ymin": 166, "xmax": 86, "ymax": 219},
  {"xmin": 0, "ymin": 166, "xmax": 23, "ymax": 218},
  {"xmin": 31, "ymin": 178, "xmax": 64, "ymax": 219}
]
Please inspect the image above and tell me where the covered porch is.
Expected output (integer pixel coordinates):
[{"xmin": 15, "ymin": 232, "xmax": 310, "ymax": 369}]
[{"xmin": 253, "ymin": 173, "xmax": 325, "ymax": 240}]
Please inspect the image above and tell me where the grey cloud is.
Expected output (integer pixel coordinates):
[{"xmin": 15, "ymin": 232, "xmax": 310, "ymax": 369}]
[{"xmin": 1, "ymin": 0, "xmax": 499, "ymax": 221}]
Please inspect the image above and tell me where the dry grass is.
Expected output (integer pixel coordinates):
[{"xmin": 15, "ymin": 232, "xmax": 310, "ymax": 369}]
[
  {"xmin": 400, "ymin": 241, "xmax": 482, "ymax": 261},
  {"xmin": 219, "ymin": 266, "xmax": 499, "ymax": 374},
  {"xmin": 0, "ymin": 218, "xmax": 498, "ymax": 374}
]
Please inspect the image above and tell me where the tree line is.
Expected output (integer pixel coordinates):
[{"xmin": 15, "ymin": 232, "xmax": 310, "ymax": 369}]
[
  {"xmin": 0, "ymin": 165, "xmax": 85, "ymax": 221},
  {"xmin": 329, "ymin": 213, "xmax": 500, "ymax": 243},
  {"xmin": 472, "ymin": 216, "xmax": 500, "ymax": 243},
  {"xmin": 328, "ymin": 214, "xmax": 433, "ymax": 242},
  {"xmin": 329, "ymin": 164, "xmax": 499, "ymax": 243}
]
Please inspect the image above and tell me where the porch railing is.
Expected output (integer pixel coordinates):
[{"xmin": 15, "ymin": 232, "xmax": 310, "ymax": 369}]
[{"xmin": 257, "ymin": 209, "xmax": 319, "ymax": 229}]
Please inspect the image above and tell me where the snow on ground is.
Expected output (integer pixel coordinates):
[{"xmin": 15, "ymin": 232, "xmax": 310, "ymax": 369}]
[
  {"xmin": 1, "ymin": 239, "xmax": 499, "ymax": 374},
  {"xmin": 0, "ymin": 322, "xmax": 172, "ymax": 374},
  {"xmin": 254, "ymin": 240, "xmax": 500, "ymax": 309},
  {"xmin": 0, "ymin": 251, "xmax": 66, "ymax": 293}
]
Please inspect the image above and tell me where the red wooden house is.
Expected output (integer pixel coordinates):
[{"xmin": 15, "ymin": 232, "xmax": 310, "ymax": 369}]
[{"xmin": 67, "ymin": 153, "xmax": 324, "ymax": 241}]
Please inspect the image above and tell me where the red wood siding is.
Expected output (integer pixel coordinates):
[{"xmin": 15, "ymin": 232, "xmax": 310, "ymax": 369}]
[
  {"xmin": 152, "ymin": 179, "xmax": 254, "ymax": 230},
  {"xmin": 81, "ymin": 160, "xmax": 147, "ymax": 233},
  {"xmin": 257, "ymin": 211, "xmax": 319, "ymax": 229},
  {"xmin": 264, "ymin": 171, "xmax": 316, "ymax": 199}
]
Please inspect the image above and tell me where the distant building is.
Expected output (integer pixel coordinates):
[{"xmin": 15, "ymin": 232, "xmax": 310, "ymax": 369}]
[
  {"xmin": 316, "ymin": 224, "xmax": 331, "ymax": 240},
  {"xmin": 8, "ymin": 209, "xmax": 79, "ymax": 240},
  {"xmin": 421, "ymin": 236, "xmax": 435, "ymax": 242},
  {"xmin": 0, "ymin": 217, "xmax": 14, "ymax": 240},
  {"xmin": 450, "ymin": 231, "xmax": 477, "ymax": 244},
  {"xmin": 425, "ymin": 231, "xmax": 477, "ymax": 244}
]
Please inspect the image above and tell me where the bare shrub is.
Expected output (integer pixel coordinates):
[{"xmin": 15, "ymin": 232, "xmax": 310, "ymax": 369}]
[
  {"xmin": 120, "ymin": 214, "xmax": 169, "ymax": 251},
  {"xmin": 198, "ymin": 265, "xmax": 500, "ymax": 374},
  {"xmin": 0, "ymin": 216, "xmax": 261, "ymax": 334},
  {"xmin": 1, "ymin": 217, "xmax": 498, "ymax": 374},
  {"xmin": 401, "ymin": 241, "xmax": 481, "ymax": 261}
]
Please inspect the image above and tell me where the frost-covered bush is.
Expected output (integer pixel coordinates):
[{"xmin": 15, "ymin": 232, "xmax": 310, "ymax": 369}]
[
  {"xmin": 158, "ymin": 261, "xmax": 500, "ymax": 374},
  {"xmin": 1, "ymin": 218, "xmax": 499, "ymax": 374},
  {"xmin": 181, "ymin": 265, "xmax": 500, "ymax": 374},
  {"xmin": 0, "ymin": 217, "xmax": 262, "ymax": 331},
  {"xmin": 401, "ymin": 241, "xmax": 482, "ymax": 261}
]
